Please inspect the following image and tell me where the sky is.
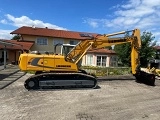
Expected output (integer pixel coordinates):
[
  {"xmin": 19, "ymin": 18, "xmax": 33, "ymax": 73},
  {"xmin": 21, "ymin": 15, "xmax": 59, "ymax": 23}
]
[{"xmin": 0, "ymin": 0, "xmax": 160, "ymax": 43}]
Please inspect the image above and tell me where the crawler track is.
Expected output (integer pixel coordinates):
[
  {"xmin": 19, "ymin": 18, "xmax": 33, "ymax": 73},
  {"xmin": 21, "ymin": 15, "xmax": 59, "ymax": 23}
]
[{"xmin": 24, "ymin": 72, "xmax": 97, "ymax": 90}]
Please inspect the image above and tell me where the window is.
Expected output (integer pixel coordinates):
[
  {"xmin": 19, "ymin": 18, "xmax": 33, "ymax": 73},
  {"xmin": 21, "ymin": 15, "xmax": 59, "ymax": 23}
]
[
  {"xmin": 53, "ymin": 39, "xmax": 64, "ymax": 45},
  {"xmin": 69, "ymin": 40, "xmax": 79, "ymax": 45},
  {"xmin": 36, "ymin": 38, "xmax": 48, "ymax": 45},
  {"xmin": 96, "ymin": 56, "xmax": 106, "ymax": 67},
  {"xmin": 61, "ymin": 45, "xmax": 75, "ymax": 56},
  {"xmin": 86, "ymin": 54, "xmax": 93, "ymax": 65}
]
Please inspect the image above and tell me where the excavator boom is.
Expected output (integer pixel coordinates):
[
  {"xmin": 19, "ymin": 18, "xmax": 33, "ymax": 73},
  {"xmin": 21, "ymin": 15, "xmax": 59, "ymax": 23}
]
[{"xmin": 65, "ymin": 29, "xmax": 141, "ymax": 74}]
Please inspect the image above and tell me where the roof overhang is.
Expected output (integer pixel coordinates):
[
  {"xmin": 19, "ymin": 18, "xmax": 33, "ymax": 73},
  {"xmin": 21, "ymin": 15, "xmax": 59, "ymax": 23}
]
[{"xmin": 0, "ymin": 39, "xmax": 23, "ymax": 49}]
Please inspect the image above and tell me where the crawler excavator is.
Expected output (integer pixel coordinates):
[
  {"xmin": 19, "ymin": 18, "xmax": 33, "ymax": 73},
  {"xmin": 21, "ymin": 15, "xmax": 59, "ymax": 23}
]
[{"xmin": 18, "ymin": 29, "xmax": 155, "ymax": 90}]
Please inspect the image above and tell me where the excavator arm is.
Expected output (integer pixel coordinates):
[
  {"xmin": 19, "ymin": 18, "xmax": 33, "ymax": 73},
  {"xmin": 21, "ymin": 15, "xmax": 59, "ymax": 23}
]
[
  {"xmin": 65, "ymin": 29, "xmax": 141, "ymax": 74},
  {"xmin": 65, "ymin": 29, "xmax": 155, "ymax": 85}
]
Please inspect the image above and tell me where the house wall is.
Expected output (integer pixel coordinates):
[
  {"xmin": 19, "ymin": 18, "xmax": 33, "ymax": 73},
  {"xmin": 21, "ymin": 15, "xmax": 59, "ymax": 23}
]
[
  {"xmin": 21, "ymin": 35, "xmax": 79, "ymax": 54},
  {"xmin": 7, "ymin": 50, "xmax": 22, "ymax": 64},
  {"xmin": 82, "ymin": 53, "xmax": 118, "ymax": 67},
  {"xmin": 0, "ymin": 50, "xmax": 16, "ymax": 64}
]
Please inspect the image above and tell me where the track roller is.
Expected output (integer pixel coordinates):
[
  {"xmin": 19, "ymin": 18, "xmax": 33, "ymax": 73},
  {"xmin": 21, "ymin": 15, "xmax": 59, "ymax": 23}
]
[{"xmin": 24, "ymin": 78, "xmax": 39, "ymax": 90}]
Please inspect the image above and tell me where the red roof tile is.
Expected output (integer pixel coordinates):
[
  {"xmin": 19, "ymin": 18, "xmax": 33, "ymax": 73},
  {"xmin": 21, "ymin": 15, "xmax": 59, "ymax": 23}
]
[
  {"xmin": 10, "ymin": 26, "xmax": 98, "ymax": 40},
  {"xmin": 0, "ymin": 40, "xmax": 34, "ymax": 50},
  {"xmin": 87, "ymin": 48, "xmax": 116, "ymax": 54},
  {"xmin": 154, "ymin": 46, "xmax": 160, "ymax": 50}
]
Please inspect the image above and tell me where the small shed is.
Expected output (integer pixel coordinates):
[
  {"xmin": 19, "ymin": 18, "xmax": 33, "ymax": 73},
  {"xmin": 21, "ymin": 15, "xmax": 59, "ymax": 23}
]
[{"xmin": 0, "ymin": 39, "xmax": 34, "ymax": 69}]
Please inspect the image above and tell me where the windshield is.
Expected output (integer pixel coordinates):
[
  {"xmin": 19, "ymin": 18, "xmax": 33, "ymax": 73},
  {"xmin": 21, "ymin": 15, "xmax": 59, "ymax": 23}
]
[{"xmin": 62, "ymin": 45, "xmax": 75, "ymax": 56}]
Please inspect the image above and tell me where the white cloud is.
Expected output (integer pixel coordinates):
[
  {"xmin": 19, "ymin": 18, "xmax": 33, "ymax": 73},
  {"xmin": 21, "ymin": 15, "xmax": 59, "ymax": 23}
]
[
  {"xmin": 83, "ymin": 18, "xmax": 100, "ymax": 28},
  {"xmin": 3, "ymin": 14, "xmax": 67, "ymax": 30},
  {"xmin": 115, "ymin": 6, "xmax": 155, "ymax": 18},
  {"xmin": 89, "ymin": 21, "xmax": 99, "ymax": 28},
  {"xmin": 84, "ymin": 0, "xmax": 160, "ymax": 40},
  {"xmin": 153, "ymin": 31, "xmax": 160, "ymax": 41},
  {"xmin": 0, "ymin": 19, "xmax": 8, "ymax": 24},
  {"xmin": 121, "ymin": 0, "xmax": 141, "ymax": 9},
  {"xmin": 0, "ymin": 14, "xmax": 69, "ymax": 39},
  {"xmin": 154, "ymin": 32, "xmax": 160, "ymax": 36},
  {"xmin": 0, "ymin": 29, "xmax": 14, "ymax": 39}
]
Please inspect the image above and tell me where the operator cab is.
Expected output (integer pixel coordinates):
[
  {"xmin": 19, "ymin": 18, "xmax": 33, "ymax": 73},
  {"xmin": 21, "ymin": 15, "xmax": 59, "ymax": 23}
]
[{"xmin": 61, "ymin": 44, "xmax": 75, "ymax": 56}]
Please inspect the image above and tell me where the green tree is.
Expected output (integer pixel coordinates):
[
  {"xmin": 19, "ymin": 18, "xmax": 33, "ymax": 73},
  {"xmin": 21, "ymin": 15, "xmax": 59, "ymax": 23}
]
[
  {"xmin": 140, "ymin": 31, "xmax": 156, "ymax": 67},
  {"xmin": 11, "ymin": 35, "xmax": 20, "ymax": 40},
  {"xmin": 114, "ymin": 42, "xmax": 131, "ymax": 66},
  {"xmin": 114, "ymin": 31, "xmax": 157, "ymax": 67}
]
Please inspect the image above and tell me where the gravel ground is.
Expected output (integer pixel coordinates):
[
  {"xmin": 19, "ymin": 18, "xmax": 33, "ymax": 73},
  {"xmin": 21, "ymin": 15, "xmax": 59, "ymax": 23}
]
[{"xmin": 1, "ymin": 73, "xmax": 160, "ymax": 120}]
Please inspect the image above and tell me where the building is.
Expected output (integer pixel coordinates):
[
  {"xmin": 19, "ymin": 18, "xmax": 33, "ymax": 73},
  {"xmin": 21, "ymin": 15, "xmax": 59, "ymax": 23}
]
[
  {"xmin": 10, "ymin": 26, "xmax": 98, "ymax": 53},
  {"xmin": 82, "ymin": 48, "xmax": 117, "ymax": 67},
  {"xmin": 0, "ymin": 40, "xmax": 34, "ymax": 64},
  {"xmin": 9, "ymin": 26, "xmax": 118, "ymax": 67}
]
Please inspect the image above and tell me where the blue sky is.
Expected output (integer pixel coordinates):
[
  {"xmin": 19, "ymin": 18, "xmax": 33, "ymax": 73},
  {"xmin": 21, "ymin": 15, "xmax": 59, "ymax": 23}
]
[{"xmin": 0, "ymin": 0, "xmax": 160, "ymax": 43}]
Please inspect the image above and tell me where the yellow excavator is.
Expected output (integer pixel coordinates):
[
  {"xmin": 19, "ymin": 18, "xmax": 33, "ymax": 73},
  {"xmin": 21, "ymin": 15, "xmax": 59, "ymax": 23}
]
[{"xmin": 18, "ymin": 29, "xmax": 155, "ymax": 90}]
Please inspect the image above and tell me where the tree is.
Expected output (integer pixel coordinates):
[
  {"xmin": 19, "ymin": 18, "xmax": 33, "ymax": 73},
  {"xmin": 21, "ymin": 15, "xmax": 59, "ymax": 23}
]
[
  {"xmin": 11, "ymin": 35, "xmax": 20, "ymax": 40},
  {"xmin": 114, "ymin": 42, "xmax": 131, "ymax": 66},
  {"xmin": 140, "ymin": 31, "xmax": 156, "ymax": 67},
  {"xmin": 114, "ymin": 31, "xmax": 157, "ymax": 67},
  {"xmin": 114, "ymin": 31, "xmax": 131, "ymax": 66}
]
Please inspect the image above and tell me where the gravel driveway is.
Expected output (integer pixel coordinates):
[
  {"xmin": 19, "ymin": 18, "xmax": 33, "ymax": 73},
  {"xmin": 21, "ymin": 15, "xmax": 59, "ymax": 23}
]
[{"xmin": 1, "ymin": 73, "xmax": 160, "ymax": 120}]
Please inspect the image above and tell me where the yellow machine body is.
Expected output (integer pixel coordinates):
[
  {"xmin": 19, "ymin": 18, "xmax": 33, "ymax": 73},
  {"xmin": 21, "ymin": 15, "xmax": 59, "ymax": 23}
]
[{"xmin": 19, "ymin": 53, "xmax": 78, "ymax": 72}]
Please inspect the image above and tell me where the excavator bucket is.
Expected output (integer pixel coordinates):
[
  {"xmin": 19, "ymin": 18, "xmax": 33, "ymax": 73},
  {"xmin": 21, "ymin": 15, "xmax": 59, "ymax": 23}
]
[{"xmin": 134, "ymin": 70, "xmax": 155, "ymax": 86}]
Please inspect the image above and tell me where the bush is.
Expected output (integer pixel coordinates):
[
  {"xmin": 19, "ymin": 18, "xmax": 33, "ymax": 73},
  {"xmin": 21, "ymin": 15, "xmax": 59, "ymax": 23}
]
[{"xmin": 81, "ymin": 66, "xmax": 131, "ymax": 77}]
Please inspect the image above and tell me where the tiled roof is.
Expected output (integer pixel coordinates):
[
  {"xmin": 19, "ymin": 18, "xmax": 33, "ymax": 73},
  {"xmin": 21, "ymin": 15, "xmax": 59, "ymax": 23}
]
[
  {"xmin": 87, "ymin": 48, "xmax": 116, "ymax": 54},
  {"xmin": 154, "ymin": 46, "xmax": 160, "ymax": 50},
  {"xmin": 10, "ymin": 26, "xmax": 98, "ymax": 40},
  {"xmin": 0, "ymin": 40, "xmax": 34, "ymax": 50}
]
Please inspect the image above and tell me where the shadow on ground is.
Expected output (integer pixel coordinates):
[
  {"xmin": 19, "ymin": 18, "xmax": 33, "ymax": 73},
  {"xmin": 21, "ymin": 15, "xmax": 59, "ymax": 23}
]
[
  {"xmin": 27, "ymin": 85, "xmax": 101, "ymax": 92},
  {"xmin": 0, "ymin": 70, "xmax": 26, "ymax": 89},
  {"xmin": 97, "ymin": 74, "xmax": 136, "ymax": 81}
]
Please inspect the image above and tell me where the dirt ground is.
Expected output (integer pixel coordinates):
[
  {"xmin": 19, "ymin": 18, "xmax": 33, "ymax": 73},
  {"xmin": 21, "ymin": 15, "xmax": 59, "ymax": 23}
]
[{"xmin": 1, "ymin": 73, "xmax": 160, "ymax": 120}]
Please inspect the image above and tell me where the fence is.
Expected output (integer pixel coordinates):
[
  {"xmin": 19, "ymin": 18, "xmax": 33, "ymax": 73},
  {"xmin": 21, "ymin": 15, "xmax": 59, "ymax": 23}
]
[{"xmin": 81, "ymin": 66, "xmax": 131, "ymax": 76}]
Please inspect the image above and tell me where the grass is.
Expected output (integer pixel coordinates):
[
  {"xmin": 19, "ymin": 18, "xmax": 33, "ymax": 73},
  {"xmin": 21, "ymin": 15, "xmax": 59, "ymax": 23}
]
[{"xmin": 81, "ymin": 66, "xmax": 131, "ymax": 77}]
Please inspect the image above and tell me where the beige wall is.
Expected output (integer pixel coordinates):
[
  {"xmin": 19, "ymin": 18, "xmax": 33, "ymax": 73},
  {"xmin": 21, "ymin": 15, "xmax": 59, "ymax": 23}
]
[
  {"xmin": 21, "ymin": 35, "xmax": 79, "ymax": 54},
  {"xmin": 82, "ymin": 53, "xmax": 118, "ymax": 67}
]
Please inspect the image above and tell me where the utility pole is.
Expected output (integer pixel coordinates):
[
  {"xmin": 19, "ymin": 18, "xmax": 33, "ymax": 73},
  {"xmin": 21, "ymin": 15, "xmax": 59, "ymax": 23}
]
[{"xmin": 3, "ymin": 45, "xmax": 6, "ymax": 69}]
